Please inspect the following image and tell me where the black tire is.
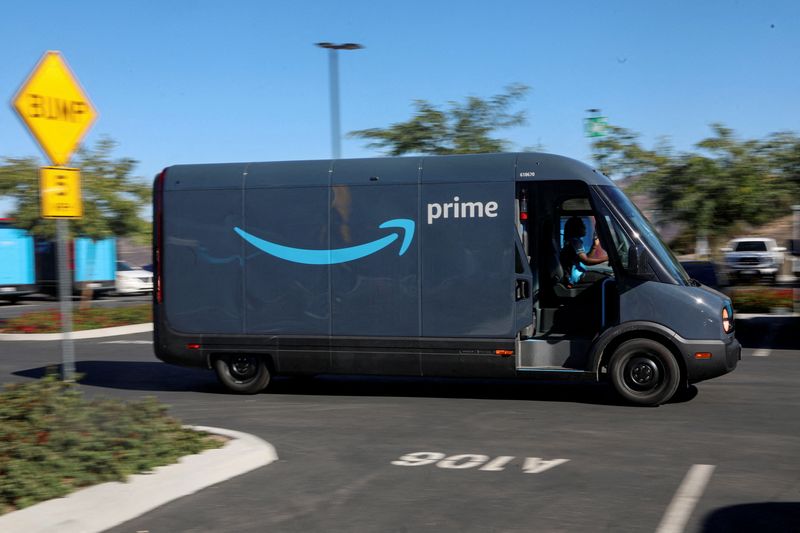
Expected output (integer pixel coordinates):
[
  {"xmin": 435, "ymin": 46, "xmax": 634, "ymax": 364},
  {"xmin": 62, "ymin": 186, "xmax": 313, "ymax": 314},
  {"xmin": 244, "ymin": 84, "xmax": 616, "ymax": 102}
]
[
  {"xmin": 609, "ymin": 338, "xmax": 680, "ymax": 406},
  {"xmin": 213, "ymin": 354, "xmax": 271, "ymax": 394}
]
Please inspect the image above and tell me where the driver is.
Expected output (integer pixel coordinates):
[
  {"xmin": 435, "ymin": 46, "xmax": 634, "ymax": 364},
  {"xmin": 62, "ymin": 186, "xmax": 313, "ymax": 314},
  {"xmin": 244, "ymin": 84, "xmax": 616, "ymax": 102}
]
[{"xmin": 560, "ymin": 216, "xmax": 609, "ymax": 286}]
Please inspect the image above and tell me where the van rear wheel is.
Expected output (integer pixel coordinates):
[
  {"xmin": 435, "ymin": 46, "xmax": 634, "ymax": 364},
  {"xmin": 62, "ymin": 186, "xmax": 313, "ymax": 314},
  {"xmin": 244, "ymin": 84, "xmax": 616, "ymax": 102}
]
[
  {"xmin": 609, "ymin": 339, "xmax": 680, "ymax": 406},
  {"xmin": 214, "ymin": 354, "xmax": 270, "ymax": 394}
]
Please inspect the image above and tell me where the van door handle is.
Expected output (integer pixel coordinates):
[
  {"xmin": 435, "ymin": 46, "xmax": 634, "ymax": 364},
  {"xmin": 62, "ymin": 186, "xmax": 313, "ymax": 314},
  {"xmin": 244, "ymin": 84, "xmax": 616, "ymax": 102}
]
[{"xmin": 516, "ymin": 279, "xmax": 530, "ymax": 301}]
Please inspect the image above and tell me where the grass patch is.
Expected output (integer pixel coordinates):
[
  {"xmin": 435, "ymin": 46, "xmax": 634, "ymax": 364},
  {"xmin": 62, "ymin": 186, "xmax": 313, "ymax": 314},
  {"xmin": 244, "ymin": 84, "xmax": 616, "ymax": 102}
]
[
  {"xmin": 0, "ymin": 374, "xmax": 222, "ymax": 515},
  {"xmin": 0, "ymin": 304, "xmax": 151, "ymax": 334},
  {"xmin": 729, "ymin": 287, "xmax": 794, "ymax": 313}
]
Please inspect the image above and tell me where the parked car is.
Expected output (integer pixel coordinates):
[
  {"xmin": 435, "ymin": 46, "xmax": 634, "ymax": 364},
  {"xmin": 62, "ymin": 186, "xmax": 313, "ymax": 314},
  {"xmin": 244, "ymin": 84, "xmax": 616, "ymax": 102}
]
[
  {"xmin": 721, "ymin": 237, "xmax": 785, "ymax": 285},
  {"xmin": 115, "ymin": 261, "xmax": 153, "ymax": 294}
]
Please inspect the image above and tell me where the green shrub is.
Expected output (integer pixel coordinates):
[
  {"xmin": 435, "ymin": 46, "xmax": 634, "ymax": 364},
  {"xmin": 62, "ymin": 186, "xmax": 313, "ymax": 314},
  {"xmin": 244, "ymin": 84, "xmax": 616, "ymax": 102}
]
[
  {"xmin": 0, "ymin": 304, "xmax": 151, "ymax": 334},
  {"xmin": 0, "ymin": 374, "xmax": 221, "ymax": 514},
  {"xmin": 730, "ymin": 288, "xmax": 794, "ymax": 313}
]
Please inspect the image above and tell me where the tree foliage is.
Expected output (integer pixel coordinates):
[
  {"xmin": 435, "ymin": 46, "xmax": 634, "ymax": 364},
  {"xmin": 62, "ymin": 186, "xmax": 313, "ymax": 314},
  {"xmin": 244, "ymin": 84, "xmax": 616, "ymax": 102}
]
[
  {"xmin": 592, "ymin": 124, "xmax": 800, "ymax": 244},
  {"xmin": 349, "ymin": 84, "xmax": 530, "ymax": 155},
  {"xmin": 0, "ymin": 137, "xmax": 150, "ymax": 241}
]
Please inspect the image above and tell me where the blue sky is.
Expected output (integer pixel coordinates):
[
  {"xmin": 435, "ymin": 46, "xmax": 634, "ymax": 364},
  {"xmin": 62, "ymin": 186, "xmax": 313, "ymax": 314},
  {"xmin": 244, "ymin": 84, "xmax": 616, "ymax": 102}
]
[{"xmin": 2, "ymin": 1, "xmax": 799, "ymax": 215}]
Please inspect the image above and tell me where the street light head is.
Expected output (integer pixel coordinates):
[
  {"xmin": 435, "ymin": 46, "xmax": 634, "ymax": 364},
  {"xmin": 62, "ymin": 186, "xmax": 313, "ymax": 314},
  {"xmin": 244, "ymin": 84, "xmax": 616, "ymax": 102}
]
[{"xmin": 315, "ymin": 42, "xmax": 364, "ymax": 50}]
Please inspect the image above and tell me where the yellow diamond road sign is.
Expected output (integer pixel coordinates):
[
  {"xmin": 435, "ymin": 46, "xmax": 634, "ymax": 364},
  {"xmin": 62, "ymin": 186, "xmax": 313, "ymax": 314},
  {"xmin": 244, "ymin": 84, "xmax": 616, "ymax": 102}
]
[{"xmin": 12, "ymin": 51, "xmax": 97, "ymax": 166}]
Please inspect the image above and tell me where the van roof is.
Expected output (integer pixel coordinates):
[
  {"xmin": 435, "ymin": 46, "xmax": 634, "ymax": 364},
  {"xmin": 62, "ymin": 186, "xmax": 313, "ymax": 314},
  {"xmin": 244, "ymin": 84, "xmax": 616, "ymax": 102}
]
[{"xmin": 162, "ymin": 152, "xmax": 615, "ymax": 191}]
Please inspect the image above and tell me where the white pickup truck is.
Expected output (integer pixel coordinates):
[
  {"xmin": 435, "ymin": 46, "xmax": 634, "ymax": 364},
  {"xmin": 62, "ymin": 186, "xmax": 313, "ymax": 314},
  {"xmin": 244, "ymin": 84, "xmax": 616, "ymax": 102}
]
[{"xmin": 721, "ymin": 237, "xmax": 786, "ymax": 284}]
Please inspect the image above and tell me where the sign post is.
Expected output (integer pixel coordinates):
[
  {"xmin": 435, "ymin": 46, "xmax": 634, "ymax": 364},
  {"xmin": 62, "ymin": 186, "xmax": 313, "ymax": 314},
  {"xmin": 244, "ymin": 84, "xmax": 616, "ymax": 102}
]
[{"xmin": 12, "ymin": 51, "xmax": 97, "ymax": 381}]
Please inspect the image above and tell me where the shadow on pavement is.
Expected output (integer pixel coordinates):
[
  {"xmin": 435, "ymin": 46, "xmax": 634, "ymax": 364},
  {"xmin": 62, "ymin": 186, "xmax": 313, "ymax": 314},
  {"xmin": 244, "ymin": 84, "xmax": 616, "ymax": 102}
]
[
  {"xmin": 14, "ymin": 361, "xmax": 699, "ymax": 407},
  {"xmin": 14, "ymin": 361, "xmax": 223, "ymax": 394},
  {"xmin": 735, "ymin": 316, "xmax": 800, "ymax": 349},
  {"xmin": 701, "ymin": 502, "xmax": 800, "ymax": 532}
]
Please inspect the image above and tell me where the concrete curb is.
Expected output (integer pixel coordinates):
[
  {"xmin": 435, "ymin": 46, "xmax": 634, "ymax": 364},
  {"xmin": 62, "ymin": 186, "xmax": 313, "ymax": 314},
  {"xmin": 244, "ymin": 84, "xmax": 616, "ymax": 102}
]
[
  {"xmin": 0, "ymin": 322, "xmax": 153, "ymax": 341},
  {"xmin": 0, "ymin": 426, "xmax": 277, "ymax": 533},
  {"xmin": 736, "ymin": 313, "xmax": 799, "ymax": 319}
]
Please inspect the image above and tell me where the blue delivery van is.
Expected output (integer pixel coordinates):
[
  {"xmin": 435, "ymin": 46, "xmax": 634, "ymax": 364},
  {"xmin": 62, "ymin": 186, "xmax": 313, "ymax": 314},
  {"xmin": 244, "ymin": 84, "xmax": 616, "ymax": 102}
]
[
  {"xmin": 0, "ymin": 220, "xmax": 36, "ymax": 303},
  {"xmin": 153, "ymin": 153, "xmax": 740, "ymax": 405},
  {"xmin": 35, "ymin": 237, "xmax": 116, "ymax": 296}
]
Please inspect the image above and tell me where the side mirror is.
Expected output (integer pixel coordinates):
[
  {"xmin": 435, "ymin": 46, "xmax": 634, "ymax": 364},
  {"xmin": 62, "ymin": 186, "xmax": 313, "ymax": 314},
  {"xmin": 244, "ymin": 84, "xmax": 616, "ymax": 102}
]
[
  {"xmin": 774, "ymin": 246, "xmax": 787, "ymax": 253},
  {"xmin": 627, "ymin": 243, "xmax": 649, "ymax": 277},
  {"xmin": 720, "ymin": 247, "xmax": 733, "ymax": 253}
]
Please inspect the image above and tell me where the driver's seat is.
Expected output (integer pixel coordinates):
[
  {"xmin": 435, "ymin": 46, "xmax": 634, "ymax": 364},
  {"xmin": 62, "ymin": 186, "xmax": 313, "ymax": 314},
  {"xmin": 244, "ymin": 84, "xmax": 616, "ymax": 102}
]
[{"xmin": 542, "ymin": 219, "xmax": 582, "ymax": 299}]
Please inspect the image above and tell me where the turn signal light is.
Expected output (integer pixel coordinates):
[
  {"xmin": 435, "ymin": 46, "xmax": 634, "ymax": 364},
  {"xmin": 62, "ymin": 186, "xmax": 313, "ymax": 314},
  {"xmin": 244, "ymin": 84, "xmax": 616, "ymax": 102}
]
[
  {"xmin": 495, "ymin": 349, "xmax": 514, "ymax": 356},
  {"xmin": 695, "ymin": 352, "xmax": 712, "ymax": 359},
  {"xmin": 186, "ymin": 343, "xmax": 201, "ymax": 350}
]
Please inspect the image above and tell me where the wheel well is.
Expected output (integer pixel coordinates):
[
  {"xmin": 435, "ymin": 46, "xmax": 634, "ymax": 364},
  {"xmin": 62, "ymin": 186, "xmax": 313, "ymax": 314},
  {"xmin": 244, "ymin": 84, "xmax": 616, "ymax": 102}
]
[
  {"xmin": 598, "ymin": 331, "xmax": 687, "ymax": 386},
  {"xmin": 207, "ymin": 352, "xmax": 276, "ymax": 374}
]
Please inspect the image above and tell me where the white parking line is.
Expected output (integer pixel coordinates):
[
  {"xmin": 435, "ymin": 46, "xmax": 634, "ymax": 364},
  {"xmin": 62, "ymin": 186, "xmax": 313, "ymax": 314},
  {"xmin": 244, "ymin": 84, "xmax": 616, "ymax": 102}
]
[
  {"xmin": 655, "ymin": 464, "xmax": 715, "ymax": 533},
  {"xmin": 752, "ymin": 349, "xmax": 771, "ymax": 357},
  {"xmin": 99, "ymin": 340, "xmax": 153, "ymax": 344}
]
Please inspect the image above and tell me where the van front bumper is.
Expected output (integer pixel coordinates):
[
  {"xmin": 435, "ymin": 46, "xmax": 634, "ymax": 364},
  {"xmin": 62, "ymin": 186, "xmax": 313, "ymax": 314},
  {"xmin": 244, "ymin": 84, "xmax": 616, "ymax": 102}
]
[{"xmin": 677, "ymin": 334, "xmax": 741, "ymax": 384}]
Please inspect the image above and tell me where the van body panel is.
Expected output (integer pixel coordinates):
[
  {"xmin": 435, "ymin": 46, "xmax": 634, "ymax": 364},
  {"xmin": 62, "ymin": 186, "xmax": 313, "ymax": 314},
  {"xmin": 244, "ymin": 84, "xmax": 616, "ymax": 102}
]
[
  {"xmin": 619, "ymin": 281, "xmax": 727, "ymax": 340},
  {"xmin": 243, "ymin": 185, "xmax": 330, "ymax": 335},
  {"xmin": 0, "ymin": 226, "xmax": 36, "ymax": 298},
  {"xmin": 164, "ymin": 188, "xmax": 244, "ymax": 333},
  {"xmin": 163, "ymin": 163, "xmax": 247, "ymax": 191},
  {"xmin": 74, "ymin": 238, "xmax": 116, "ymax": 283},
  {"xmin": 515, "ymin": 153, "xmax": 614, "ymax": 185},
  {"xmin": 421, "ymin": 181, "xmax": 515, "ymax": 337},
  {"xmin": 0, "ymin": 228, "xmax": 35, "ymax": 286}
]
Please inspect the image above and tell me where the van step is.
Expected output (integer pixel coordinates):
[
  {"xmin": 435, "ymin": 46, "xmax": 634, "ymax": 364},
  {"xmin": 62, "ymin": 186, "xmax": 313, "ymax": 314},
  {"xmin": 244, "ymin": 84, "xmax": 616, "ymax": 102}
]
[{"xmin": 516, "ymin": 337, "xmax": 591, "ymax": 370}]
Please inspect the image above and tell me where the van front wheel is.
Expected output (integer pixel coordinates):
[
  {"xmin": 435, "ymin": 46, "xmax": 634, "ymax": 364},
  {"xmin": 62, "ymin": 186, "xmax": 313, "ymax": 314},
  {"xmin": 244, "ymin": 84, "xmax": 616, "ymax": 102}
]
[
  {"xmin": 609, "ymin": 339, "xmax": 680, "ymax": 406},
  {"xmin": 214, "ymin": 354, "xmax": 270, "ymax": 394}
]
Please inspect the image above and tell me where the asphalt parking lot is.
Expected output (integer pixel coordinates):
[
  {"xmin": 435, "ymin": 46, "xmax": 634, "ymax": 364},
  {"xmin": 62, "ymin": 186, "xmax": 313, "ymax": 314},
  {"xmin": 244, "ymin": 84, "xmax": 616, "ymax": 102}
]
[{"xmin": 1, "ymin": 323, "xmax": 798, "ymax": 533}]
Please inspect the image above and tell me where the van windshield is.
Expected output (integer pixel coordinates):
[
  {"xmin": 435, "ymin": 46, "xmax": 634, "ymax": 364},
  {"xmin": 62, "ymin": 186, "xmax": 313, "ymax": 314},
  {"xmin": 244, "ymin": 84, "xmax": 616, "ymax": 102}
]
[{"xmin": 599, "ymin": 185, "xmax": 691, "ymax": 285}]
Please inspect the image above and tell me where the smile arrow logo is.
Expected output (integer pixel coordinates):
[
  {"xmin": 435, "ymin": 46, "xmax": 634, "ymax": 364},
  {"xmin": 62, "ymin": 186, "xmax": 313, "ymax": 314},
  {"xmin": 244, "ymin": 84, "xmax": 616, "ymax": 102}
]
[{"xmin": 233, "ymin": 218, "xmax": 415, "ymax": 265}]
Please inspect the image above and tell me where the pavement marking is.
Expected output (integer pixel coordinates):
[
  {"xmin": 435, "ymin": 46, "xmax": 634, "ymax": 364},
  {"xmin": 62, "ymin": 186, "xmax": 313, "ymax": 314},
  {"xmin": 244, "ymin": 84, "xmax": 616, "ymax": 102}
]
[
  {"xmin": 752, "ymin": 349, "xmax": 771, "ymax": 357},
  {"xmin": 99, "ymin": 340, "xmax": 153, "ymax": 344},
  {"xmin": 391, "ymin": 451, "xmax": 569, "ymax": 474},
  {"xmin": 655, "ymin": 464, "xmax": 716, "ymax": 533}
]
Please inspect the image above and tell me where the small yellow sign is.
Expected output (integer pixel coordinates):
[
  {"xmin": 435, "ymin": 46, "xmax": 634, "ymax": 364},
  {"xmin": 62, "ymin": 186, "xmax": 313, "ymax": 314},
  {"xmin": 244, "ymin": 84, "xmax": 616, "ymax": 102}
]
[
  {"xmin": 40, "ymin": 167, "xmax": 82, "ymax": 218},
  {"xmin": 12, "ymin": 51, "xmax": 97, "ymax": 166}
]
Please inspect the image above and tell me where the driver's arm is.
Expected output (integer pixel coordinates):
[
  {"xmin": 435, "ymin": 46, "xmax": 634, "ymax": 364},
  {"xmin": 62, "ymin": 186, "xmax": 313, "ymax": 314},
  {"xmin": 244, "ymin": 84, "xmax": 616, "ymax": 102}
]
[{"xmin": 578, "ymin": 236, "xmax": 608, "ymax": 265}]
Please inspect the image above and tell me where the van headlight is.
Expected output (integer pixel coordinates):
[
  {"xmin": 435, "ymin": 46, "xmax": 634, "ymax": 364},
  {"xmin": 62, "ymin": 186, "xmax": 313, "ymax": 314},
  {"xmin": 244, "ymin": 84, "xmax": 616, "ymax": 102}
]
[{"xmin": 722, "ymin": 305, "xmax": 733, "ymax": 333}]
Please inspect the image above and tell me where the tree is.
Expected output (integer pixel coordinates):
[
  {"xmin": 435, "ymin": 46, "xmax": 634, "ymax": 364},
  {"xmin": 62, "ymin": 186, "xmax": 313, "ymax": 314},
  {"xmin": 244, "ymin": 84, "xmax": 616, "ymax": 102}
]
[
  {"xmin": 591, "ymin": 124, "xmax": 800, "ymax": 248},
  {"xmin": 349, "ymin": 84, "xmax": 530, "ymax": 155},
  {"xmin": 0, "ymin": 137, "xmax": 151, "ymax": 242}
]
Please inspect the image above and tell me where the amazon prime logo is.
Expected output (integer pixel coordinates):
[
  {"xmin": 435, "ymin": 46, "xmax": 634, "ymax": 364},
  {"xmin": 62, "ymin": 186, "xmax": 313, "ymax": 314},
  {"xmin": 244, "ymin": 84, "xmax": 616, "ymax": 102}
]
[
  {"xmin": 234, "ymin": 219, "xmax": 415, "ymax": 265},
  {"xmin": 426, "ymin": 197, "xmax": 498, "ymax": 225}
]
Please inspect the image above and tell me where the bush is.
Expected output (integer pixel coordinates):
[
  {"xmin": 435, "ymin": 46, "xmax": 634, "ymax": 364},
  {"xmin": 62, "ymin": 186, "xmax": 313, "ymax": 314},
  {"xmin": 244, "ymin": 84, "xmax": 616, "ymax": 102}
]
[
  {"xmin": 729, "ymin": 288, "xmax": 794, "ymax": 313},
  {"xmin": 0, "ymin": 375, "xmax": 221, "ymax": 514},
  {"xmin": 0, "ymin": 304, "xmax": 151, "ymax": 334}
]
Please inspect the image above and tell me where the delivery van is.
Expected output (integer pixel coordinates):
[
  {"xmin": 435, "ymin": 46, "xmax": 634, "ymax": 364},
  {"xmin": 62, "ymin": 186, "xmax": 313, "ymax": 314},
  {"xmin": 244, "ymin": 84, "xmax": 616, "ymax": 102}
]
[
  {"xmin": 153, "ymin": 153, "xmax": 740, "ymax": 405},
  {"xmin": 0, "ymin": 220, "xmax": 36, "ymax": 303},
  {"xmin": 35, "ymin": 237, "xmax": 117, "ymax": 296}
]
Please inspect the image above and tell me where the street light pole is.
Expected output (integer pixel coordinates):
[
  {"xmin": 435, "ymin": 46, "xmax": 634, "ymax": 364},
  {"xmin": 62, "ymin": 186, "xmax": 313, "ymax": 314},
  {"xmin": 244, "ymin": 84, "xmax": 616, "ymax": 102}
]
[{"xmin": 315, "ymin": 42, "xmax": 363, "ymax": 159}]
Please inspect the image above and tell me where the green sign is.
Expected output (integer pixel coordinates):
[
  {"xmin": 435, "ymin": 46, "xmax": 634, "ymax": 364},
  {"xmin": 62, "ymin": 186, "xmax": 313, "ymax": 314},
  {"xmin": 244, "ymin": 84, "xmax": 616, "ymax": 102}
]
[{"xmin": 584, "ymin": 116, "xmax": 608, "ymax": 138}]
